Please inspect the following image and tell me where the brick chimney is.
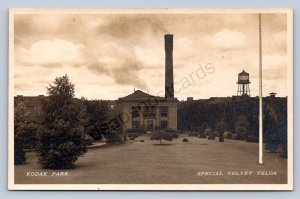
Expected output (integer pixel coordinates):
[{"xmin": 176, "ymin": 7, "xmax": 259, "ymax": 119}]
[{"xmin": 164, "ymin": 34, "xmax": 174, "ymax": 98}]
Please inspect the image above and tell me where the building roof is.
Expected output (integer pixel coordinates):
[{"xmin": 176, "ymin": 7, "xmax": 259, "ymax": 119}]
[{"xmin": 118, "ymin": 90, "xmax": 177, "ymax": 103}]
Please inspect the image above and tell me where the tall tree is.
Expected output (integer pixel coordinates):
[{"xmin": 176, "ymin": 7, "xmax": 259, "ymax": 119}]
[
  {"xmin": 37, "ymin": 75, "xmax": 88, "ymax": 169},
  {"xmin": 235, "ymin": 115, "xmax": 250, "ymax": 140},
  {"xmin": 264, "ymin": 101, "xmax": 286, "ymax": 154},
  {"xmin": 14, "ymin": 102, "xmax": 29, "ymax": 165}
]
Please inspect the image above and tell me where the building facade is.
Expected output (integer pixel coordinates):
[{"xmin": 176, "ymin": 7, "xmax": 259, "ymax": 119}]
[{"xmin": 116, "ymin": 90, "xmax": 177, "ymax": 132}]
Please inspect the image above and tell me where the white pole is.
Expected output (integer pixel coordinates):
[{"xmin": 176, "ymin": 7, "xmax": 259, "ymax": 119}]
[{"xmin": 259, "ymin": 13, "xmax": 263, "ymax": 165}]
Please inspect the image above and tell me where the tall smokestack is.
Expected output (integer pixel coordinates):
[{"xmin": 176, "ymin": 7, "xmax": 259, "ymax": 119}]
[{"xmin": 164, "ymin": 34, "xmax": 174, "ymax": 98}]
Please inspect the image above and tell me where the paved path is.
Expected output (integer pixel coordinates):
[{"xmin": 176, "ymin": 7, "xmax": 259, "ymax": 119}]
[{"xmin": 15, "ymin": 135, "xmax": 287, "ymax": 184}]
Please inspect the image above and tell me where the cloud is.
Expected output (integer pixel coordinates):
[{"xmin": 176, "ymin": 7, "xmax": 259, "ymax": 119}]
[
  {"xmin": 134, "ymin": 46, "xmax": 164, "ymax": 68},
  {"xmin": 95, "ymin": 15, "xmax": 168, "ymax": 41},
  {"xmin": 13, "ymin": 13, "xmax": 288, "ymax": 99},
  {"xmin": 263, "ymin": 54, "xmax": 287, "ymax": 69},
  {"xmin": 15, "ymin": 39, "xmax": 84, "ymax": 67},
  {"xmin": 263, "ymin": 31, "xmax": 287, "ymax": 53},
  {"xmin": 88, "ymin": 55, "xmax": 149, "ymax": 91},
  {"xmin": 209, "ymin": 29, "xmax": 247, "ymax": 50}
]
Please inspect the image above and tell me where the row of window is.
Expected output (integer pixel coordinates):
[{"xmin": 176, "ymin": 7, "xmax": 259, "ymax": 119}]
[
  {"xmin": 131, "ymin": 106, "xmax": 168, "ymax": 118},
  {"xmin": 132, "ymin": 120, "xmax": 168, "ymax": 129}
]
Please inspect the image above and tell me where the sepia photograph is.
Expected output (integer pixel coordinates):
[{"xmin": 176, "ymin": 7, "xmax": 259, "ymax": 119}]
[{"xmin": 8, "ymin": 8, "xmax": 293, "ymax": 190}]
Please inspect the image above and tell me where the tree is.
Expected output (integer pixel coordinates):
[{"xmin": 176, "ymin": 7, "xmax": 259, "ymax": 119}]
[
  {"xmin": 216, "ymin": 119, "xmax": 227, "ymax": 142},
  {"xmin": 14, "ymin": 102, "xmax": 29, "ymax": 165},
  {"xmin": 195, "ymin": 122, "xmax": 209, "ymax": 138},
  {"xmin": 234, "ymin": 115, "xmax": 250, "ymax": 140},
  {"xmin": 37, "ymin": 75, "xmax": 88, "ymax": 169},
  {"xmin": 84, "ymin": 100, "xmax": 109, "ymax": 140},
  {"xmin": 264, "ymin": 103, "xmax": 286, "ymax": 154},
  {"xmin": 19, "ymin": 123, "xmax": 39, "ymax": 149},
  {"xmin": 278, "ymin": 112, "xmax": 287, "ymax": 158},
  {"xmin": 264, "ymin": 110, "xmax": 279, "ymax": 152},
  {"xmin": 150, "ymin": 130, "xmax": 173, "ymax": 144}
]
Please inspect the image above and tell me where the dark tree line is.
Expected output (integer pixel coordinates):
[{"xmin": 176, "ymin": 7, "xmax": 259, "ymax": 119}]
[
  {"xmin": 178, "ymin": 99, "xmax": 259, "ymax": 134},
  {"xmin": 178, "ymin": 97, "xmax": 287, "ymax": 157}
]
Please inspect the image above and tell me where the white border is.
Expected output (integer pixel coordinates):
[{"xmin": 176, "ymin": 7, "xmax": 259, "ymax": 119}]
[{"xmin": 8, "ymin": 8, "xmax": 294, "ymax": 191}]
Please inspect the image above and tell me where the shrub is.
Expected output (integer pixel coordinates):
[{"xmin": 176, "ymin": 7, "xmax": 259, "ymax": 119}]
[
  {"xmin": 208, "ymin": 134, "xmax": 215, "ymax": 140},
  {"xmin": 126, "ymin": 126, "xmax": 147, "ymax": 138},
  {"xmin": 140, "ymin": 140, "xmax": 144, "ymax": 142},
  {"xmin": 182, "ymin": 138, "xmax": 189, "ymax": 142},
  {"xmin": 127, "ymin": 131, "xmax": 139, "ymax": 138},
  {"xmin": 105, "ymin": 131, "xmax": 124, "ymax": 145},
  {"xmin": 246, "ymin": 135, "xmax": 258, "ymax": 143},
  {"xmin": 130, "ymin": 137, "xmax": 135, "ymax": 140},
  {"xmin": 89, "ymin": 130, "xmax": 103, "ymax": 141},
  {"xmin": 232, "ymin": 133, "xmax": 246, "ymax": 140},
  {"xmin": 163, "ymin": 128, "xmax": 179, "ymax": 138},
  {"xmin": 188, "ymin": 131, "xmax": 198, "ymax": 137},
  {"xmin": 219, "ymin": 135, "xmax": 224, "ymax": 142},
  {"xmin": 204, "ymin": 128, "xmax": 213, "ymax": 137},
  {"xmin": 150, "ymin": 130, "xmax": 173, "ymax": 144},
  {"xmin": 200, "ymin": 122, "xmax": 209, "ymax": 134},
  {"xmin": 224, "ymin": 131, "xmax": 233, "ymax": 139},
  {"xmin": 135, "ymin": 126, "xmax": 147, "ymax": 134},
  {"xmin": 198, "ymin": 133, "xmax": 206, "ymax": 138},
  {"xmin": 14, "ymin": 140, "xmax": 26, "ymax": 165},
  {"xmin": 213, "ymin": 131, "xmax": 218, "ymax": 136},
  {"xmin": 205, "ymin": 128, "xmax": 215, "ymax": 140},
  {"xmin": 232, "ymin": 133, "xmax": 239, "ymax": 140},
  {"xmin": 216, "ymin": 119, "xmax": 227, "ymax": 135},
  {"xmin": 84, "ymin": 134, "xmax": 94, "ymax": 145}
]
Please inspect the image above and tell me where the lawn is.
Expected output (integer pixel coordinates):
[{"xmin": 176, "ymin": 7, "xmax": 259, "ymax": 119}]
[{"xmin": 15, "ymin": 134, "xmax": 287, "ymax": 184}]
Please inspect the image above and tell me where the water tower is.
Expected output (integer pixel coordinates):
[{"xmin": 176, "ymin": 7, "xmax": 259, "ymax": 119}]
[{"xmin": 237, "ymin": 70, "xmax": 250, "ymax": 96}]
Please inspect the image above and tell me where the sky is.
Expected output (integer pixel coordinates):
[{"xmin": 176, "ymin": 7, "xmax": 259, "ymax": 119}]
[{"xmin": 14, "ymin": 12, "xmax": 288, "ymax": 100}]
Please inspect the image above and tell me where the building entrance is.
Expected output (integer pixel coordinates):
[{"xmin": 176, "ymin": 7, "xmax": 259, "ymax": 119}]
[{"xmin": 147, "ymin": 121, "xmax": 154, "ymax": 132}]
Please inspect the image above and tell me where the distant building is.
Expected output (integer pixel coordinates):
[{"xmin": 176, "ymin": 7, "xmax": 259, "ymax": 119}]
[
  {"xmin": 14, "ymin": 95, "xmax": 44, "ymax": 122},
  {"xmin": 187, "ymin": 97, "xmax": 193, "ymax": 102},
  {"xmin": 116, "ymin": 90, "xmax": 177, "ymax": 132},
  {"xmin": 269, "ymin": 92, "xmax": 277, "ymax": 98}
]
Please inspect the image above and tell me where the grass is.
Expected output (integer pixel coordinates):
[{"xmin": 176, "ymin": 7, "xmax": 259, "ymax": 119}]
[{"xmin": 15, "ymin": 134, "xmax": 287, "ymax": 184}]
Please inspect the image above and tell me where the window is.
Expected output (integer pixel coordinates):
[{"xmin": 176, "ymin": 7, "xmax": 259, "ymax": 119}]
[
  {"xmin": 143, "ymin": 106, "xmax": 156, "ymax": 118},
  {"xmin": 160, "ymin": 106, "xmax": 168, "ymax": 117},
  {"xmin": 160, "ymin": 121, "xmax": 168, "ymax": 129},
  {"xmin": 132, "ymin": 121, "xmax": 140, "ymax": 129},
  {"xmin": 131, "ymin": 106, "xmax": 141, "ymax": 118}
]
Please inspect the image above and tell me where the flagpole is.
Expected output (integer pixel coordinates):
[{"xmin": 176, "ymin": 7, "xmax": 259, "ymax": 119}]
[{"xmin": 259, "ymin": 13, "xmax": 263, "ymax": 165}]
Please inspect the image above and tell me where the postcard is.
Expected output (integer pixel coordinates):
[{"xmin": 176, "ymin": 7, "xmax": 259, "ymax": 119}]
[{"xmin": 8, "ymin": 8, "xmax": 293, "ymax": 190}]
